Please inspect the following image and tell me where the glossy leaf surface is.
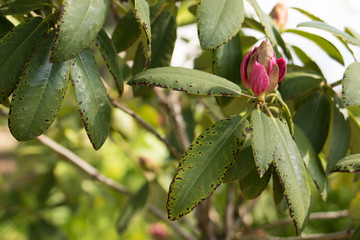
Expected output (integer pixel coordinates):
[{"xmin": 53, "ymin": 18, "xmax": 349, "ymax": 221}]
[
  {"xmin": 0, "ymin": 17, "xmax": 48, "ymax": 103},
  {"xmin": 70, "ymin": 49, "xmax": 111, "ymax": 150},
  {"xmin": 128, "ymin": 67, "xmax": 243, "ymax": 96},
  {"xmin": 196, "ymin": 0, "xmax": 245, "ymax": 50},
  {"xmin": 112, "ymin": 10, "xmax": 139, "ymax": 52},
  {"xmin": 167, "ymin": 115, "xmax": 249, "ymax": 220},
  {"xmin": 50, "ymin": 0, "xmax": 111, "ymax": 62},
  {"xmin": 9, "ymin": 31, "xmax": 69, "ymax": 141}
]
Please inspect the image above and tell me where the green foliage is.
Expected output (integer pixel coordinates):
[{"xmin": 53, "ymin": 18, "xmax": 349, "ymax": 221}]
[{"xmin": 1, "ymin": 0, "xmax": 360, "ymax": 239}]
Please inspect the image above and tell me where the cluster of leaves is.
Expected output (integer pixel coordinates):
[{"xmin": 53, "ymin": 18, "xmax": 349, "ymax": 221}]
[{"xmin": 1, "ymin": 0, "xmax": 360, "ymax": 238}]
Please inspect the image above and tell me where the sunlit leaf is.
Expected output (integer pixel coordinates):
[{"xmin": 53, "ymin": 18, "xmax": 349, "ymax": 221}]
[
  {"xmin": 293, "ymin": 92, "xmax": 330, "ymax": 153},
  {"xmin": 196, "ymin": 0, "xmax": 245, "ymax": 50},
  {"xmin": 70, "ymin": 49, "xmax": 111, "ymax": 150},
  {"xmin": 290, "ymin": 7, "xmax": 324, "ymax": 22},
  {"xmin": 50, "ymin": 0, "xmax": 111, "ymax": 62},
  {"xmin": 291, "ymin": 45, "xmax": 322, "ymax": 74},
  {"xmin": 128, "ymin": 67, "xmax": 243, "ymax": 96},
  {"xmin": 167, "ymin": 115, "xmax": 249, "ymax": 220},
  {"xmin": 298, "ymin": 21, "xmax": 360, "ymax": 46},
  {"xmin": 0, "ymin": 17, "xmax": 48, "ymax": 104},
  {"xmin": 285, "ymin": 29, "xmax": 344, "ymax": 65},
  {"xmin": 9, "ymin": 31, "xmax": 70, "ymax": 141},
  {"xmin": 343, "ymin": 62, "xmax": 360, "ymax": 106}
]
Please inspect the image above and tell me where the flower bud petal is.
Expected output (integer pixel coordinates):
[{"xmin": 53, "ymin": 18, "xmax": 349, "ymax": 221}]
[
  {"xmin": 249, "ymin": 61, "xmax": 270, "ymax": 97},
  {"xmin": 276, "ymin": 58, "xmax": 287, "ymax": 82},
  {"xmin": 240, "ymin": 50, "xmax": 252, "ymax": 88},
  {"xmin": 256, "ymin": 39, "xmax": 274, "ymax": 72},
  {"xmin": 265, "ymin": 63, "xmax": 280, "ymax": 94}
]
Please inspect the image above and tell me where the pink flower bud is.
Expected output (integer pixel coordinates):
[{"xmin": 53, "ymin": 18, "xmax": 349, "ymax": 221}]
[
  {"xmin": 270, "ymin": 2, "xmax": 288, "ymax": 32},
  {"xmin": 240, "ymin": 39, "xmax": 286, "ymax": 97}
]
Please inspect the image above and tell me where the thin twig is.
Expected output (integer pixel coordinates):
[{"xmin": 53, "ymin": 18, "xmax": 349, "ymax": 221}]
[
  {"xmin": 257, "ymin": 210, "xmax": 349, "ymax": 231},
  {"xmin": 329, "ymin": 79, "xmax": 342, "ymax": 89},
  {"xmin": 108, "ymin": 96, "xmax": 182, "ymax": 159},
  {"xmin": 154, "ymin": 88, "xmax": 190, "ymax": 152},
  {"xmin": 238, "ymin": 229, "xmax": 353, "ymax": 240},
  {"xmin": 35, "ymin": 135, "xmax": 195, "ymax": 240}
]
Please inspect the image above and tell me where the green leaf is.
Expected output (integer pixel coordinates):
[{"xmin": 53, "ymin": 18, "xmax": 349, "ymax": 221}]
[
  {"xmin": 242, "ymin": 17, "xmax": 264, "ymax": 33},
  {"xmin": 167, "ymin": 115, "xmax": 249, "ymax": 220},
  {"xmin": 50, "ymin": 0, "xmax": 111, "ymax": 62},
  {"xmin": 345, "ymin": 27, "xmax": 360, "ymax": 41},
  {"xmin": 131, "ymin": 0, "xmax": 151, "ymax": 67},
  {"xmin": 117, "ymin": 182, "xmax": 149, "ymax": 234},
  {"xmin": 112, "ymin": 10, "xmax": 140, "ymax": 52},
  {"xmin": 70, "ymin": 49, "xmax": 111, "ymax": 150},
  {"xmin": 294, "ymin": 125, "xmax": 328, "ymax": 201},
  {"xmin": 280, "ymin": 71, "xmax": 324, "ymax": 100},
  {"xmin": 96, "ymin": 29, "xmax": 124, "ymax": 95},
  {"xmin": 0, "ymin": 0, "xmax": 49, "ymax": 15},
  {"xmin": 324, "ymin": 92, "xmax": 350, "ymax": 173},
  {"xmin": 0, "ymin": 17, "xmax": 49, "ymax": 104},
  {"xmin": 294, "ymin": 92, "xmax": 331, "ymax": 153},
  {"xmin": 285, "ymin": 29, "xmax": 344, "ymax": 65},
  {"xmin": 343, "ymin": 62, "xmax": 360, "ymax": 106},
  {"xmin": 239, "ymin": 165, "xmax": 271, "ymax": 199},
  {"xmin": 196, "ymin": 0, "xmax": 245, "ymax": 50},
  {"xmin": 9, "ymin": 31, "xmax": 69, "ymax": 141},
  {"xmin": 250, "ymin": 0, "xmax": 290, "ymax": 59},
  {"xmin": 251, "ymin": 110, "xmax": 311, "ymax": 234},
  {"xmin": 224, "ymin": 144, "xmax": 255, "ymax": 183},
  {"xmin": 213, "ymin": 33, "xmax": 242, "ymax": 85},
  {"xmin": 273, "ymin": 171, "xmax": 287, "ymax": 214},
  {"xmin": 290, "ymin": 7, "xmax": 324, "ymax": 22},
  {"xmin": 349, "ymin": 192, "xmax": 360, "ymax": 221},
  {"xmin": 128, "ymin": 66, "xmax": 243, "ymax": 96},
  {"xmin": 0, "ymin": 16, "xmax": 14, "ymax": 38},
  {"xmin": 298, "ymin": 21, "xmax": 360, "ymax": 46},
  {"xmin": 291, "ymin": 45, "xmax": 322, "ymax": 74},
  {"xmin": 329, "ymin": 154, "xmax": 360, "ymax": 173}
]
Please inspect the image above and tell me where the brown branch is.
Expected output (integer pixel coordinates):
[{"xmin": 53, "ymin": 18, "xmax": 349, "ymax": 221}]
[
  {"xmin": 108, "ymin": 96, "xmax": 182, "ymax": 159},
  {"xmin": 35, "ymin": 134, "xmax": 195, "ymax": 240},
  {"xmin": 258, "ymin": 210, "xmax": 349, "ymax": 231}
]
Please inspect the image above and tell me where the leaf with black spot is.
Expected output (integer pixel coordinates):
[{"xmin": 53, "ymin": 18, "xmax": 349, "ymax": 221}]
[
  {"xmin": 167, "ymin": 114, "xmax": 248, "ymax": 220},
  {"xmin": 70, "ymin": 48, "xmax": 111, "ymax": 150},
  {"xmin": 9, "ymin": 30, "xmax": 70, "ymax": 141}
]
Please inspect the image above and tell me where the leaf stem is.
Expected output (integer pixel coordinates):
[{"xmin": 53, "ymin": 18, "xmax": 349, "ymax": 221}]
[{"xmin": 329, "ymin": 79, "xmax": 343, "ymax": 89}]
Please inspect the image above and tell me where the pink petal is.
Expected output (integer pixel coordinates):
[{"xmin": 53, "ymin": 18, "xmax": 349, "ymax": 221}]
[
  {"xmin": 240, "ymin": 47, "xmax": 257, "ymax": 89},
  {"xmin": 249, "ymin": 61, "xmax": 270, "ymax": 97},
  {"xmin": 267, "ymin": 53, "xmax": 277, "ymax": 74},
  {"xmin": 276, "ymin": 58, "xmax": 287, "ymax": 82}
]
